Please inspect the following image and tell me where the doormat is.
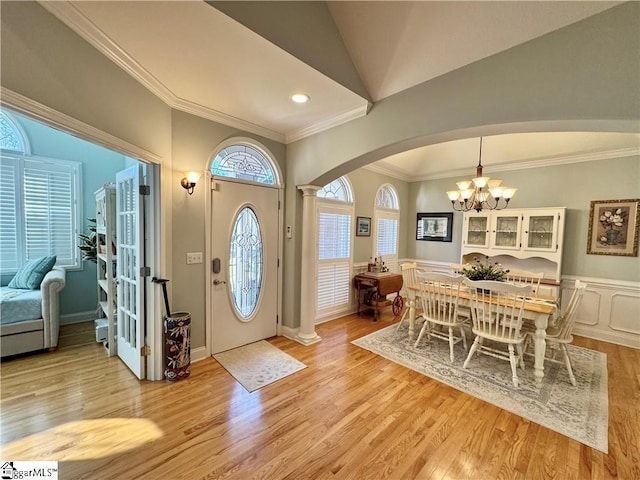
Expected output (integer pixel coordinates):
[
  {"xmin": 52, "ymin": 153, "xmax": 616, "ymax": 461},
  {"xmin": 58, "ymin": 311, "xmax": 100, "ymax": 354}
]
[
  {"xmin": 352, "ymin": 324, "xmax": 608, "ymax": 453},
  {"xmin": 213, "ymin": 340, "xmax": 306, "ymax": 393}
]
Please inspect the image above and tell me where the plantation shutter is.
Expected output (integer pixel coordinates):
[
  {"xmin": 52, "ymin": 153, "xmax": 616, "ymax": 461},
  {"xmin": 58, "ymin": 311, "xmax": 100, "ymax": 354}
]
[
  {"xmin": 375, "ymin": 215, "xmax": 399, "ymax": 272},
  {"xmin": 0, "ymin": 157, "xmax": 20, "ymax": 270},
  {"xmin": 317, "ymin": 211, "xmax": 351, "ymax": 314},
  {"xmin": 21, "ymin": 159, "xmax": 78, "ymax": 266}
]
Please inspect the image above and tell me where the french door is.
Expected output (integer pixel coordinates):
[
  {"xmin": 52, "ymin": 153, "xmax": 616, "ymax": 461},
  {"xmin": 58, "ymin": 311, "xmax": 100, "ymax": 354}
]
[{"xmin": 116, "ymin": 164, "xmax": 145, "ymax": 378}]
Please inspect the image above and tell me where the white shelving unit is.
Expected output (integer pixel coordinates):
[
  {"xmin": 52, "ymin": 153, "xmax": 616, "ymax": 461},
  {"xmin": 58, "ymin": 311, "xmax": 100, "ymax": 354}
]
[
  {"xmin": 461, "ymin": 207, "xmax": 566, "ymax": 296},
  {"xmin": 95, "ymin": 185, "xmax": 117, "ymax": 356}
]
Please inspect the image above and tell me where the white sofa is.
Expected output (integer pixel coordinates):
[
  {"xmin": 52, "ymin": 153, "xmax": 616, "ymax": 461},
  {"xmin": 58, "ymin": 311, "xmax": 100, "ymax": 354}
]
[{"xmin": 0, "ymin": 266, "xmax": 66, "ymax": 358}]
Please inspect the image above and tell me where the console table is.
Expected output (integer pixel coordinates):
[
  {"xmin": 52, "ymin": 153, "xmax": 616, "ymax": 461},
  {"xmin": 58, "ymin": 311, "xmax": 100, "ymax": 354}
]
[{"xmin": 354, "ymin": 272, "xmax": 404, "ymax": 321}]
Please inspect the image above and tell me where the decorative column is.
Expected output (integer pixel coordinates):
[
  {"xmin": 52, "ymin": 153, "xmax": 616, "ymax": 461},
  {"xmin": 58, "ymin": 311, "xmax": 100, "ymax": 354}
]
[{"xmin": 295, "ymin": 185, "xmax": 322, "ymax": 345}]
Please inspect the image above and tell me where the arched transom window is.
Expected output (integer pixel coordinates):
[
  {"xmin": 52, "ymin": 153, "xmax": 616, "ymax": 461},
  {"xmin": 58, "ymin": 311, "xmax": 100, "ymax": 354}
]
[
  {"xmin": 375, "ymin": 184, "xmax": 399, "ymax": 210},
  {"xmin": 211, "ymin": 144, "xmax": 277, "ymax": 185},
  {"xmin": 1, "ymin": 111, "xmax": 28, "ymax": 153},
  {"xmin": 317, "ymin": 177, "xmax": 353, "ymax": 203}
]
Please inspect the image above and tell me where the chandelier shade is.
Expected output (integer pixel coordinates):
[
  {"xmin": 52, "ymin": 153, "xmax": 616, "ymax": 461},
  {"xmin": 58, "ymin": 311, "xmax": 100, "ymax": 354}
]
[{"xmin": 446, "ymin": 137, "xmax": 517, "ymax": 212}]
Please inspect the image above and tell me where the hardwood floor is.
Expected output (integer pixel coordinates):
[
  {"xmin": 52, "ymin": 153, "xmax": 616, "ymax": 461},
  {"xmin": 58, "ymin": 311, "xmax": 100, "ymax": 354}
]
[{"xmin": 1, "ymin": 312, "xmax": 638, "ymax": 479}]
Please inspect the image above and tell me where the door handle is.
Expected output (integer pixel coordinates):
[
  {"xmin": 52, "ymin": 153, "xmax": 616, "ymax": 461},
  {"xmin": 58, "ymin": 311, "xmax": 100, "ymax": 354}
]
[{"xmin": 213, "ymin": 279, "xmax": 227, "ymax": 285}]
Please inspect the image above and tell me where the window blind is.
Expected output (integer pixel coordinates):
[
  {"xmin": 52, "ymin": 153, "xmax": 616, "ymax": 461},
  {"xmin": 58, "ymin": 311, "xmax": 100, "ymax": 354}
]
[
  {"xmin": 317, "ymin": 209, "xmax": 352, "ymax": 316},
  {"xmin": 0, "ymin": 158, "xmax": 20, "ymax": 270},
  {"xmin": 375, "ymin": 214, "xmax": 399, "ymax": 273},
  {"xmin": 0, "ymin": 156, "xmax": 80, "ymax": 272}
]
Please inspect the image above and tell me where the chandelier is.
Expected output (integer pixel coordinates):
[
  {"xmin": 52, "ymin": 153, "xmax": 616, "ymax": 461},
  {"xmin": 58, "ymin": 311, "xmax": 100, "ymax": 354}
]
[{"xmin": 446, "ymin": 137, "xmax": 517, "ymax": 212}]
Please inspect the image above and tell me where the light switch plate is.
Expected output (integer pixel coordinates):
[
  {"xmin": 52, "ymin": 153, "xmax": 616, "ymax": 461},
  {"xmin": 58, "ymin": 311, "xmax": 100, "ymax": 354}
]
[{"xmin": 186, "ymin": 252, "xmax": 203, "ymax": 264}]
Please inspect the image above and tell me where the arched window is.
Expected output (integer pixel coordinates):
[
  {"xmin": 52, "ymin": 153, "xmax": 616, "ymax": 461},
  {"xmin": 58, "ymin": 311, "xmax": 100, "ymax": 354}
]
[
  {"xmin": 373, "ymin": 184, "xmax": 400, "ymax": 273},
  {"xmin": 376, "ymin": 184, "xmax": 399, "ymax": 209},
  {"xmin": 0, "ymin": 110, "xmax": 81, "ymax": 272},
  {"xmin": 0, "ymin": 111, "xmax": 29, "ymax": 153},
  {"xmin": 317, "ymin": 177, "xmax": 353, "ymax": 202},
  {"xmin": 316, "ymin": 176, "xmax": 354, "ymax": 322},
  {"xmin": 210, "ymin": 144, "xmax": 277, "ymax": 185}
]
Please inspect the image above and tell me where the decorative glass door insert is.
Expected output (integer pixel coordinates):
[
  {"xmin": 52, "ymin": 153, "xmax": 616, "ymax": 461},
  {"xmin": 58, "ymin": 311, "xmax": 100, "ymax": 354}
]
[
  {"xmin": 229, "ymin": 206, "xmax": 263, "ymax": 319},
  {"xmin": 465, "ymin": 215, "xmax": 489, "ymax": 247},
  {"xmin": 493, "ymin": 214, "xmax": 520, "ymax": 249}
]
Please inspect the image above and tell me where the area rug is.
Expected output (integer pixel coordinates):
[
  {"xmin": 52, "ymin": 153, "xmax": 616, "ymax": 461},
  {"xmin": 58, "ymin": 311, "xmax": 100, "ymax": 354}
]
[
  {"xmin": 352, "ymin": 324, "xmax": 609, "ymax": 453},
  {"xmin": 213, "ymin": 340, "xmax": 306, "ymax": 392}
]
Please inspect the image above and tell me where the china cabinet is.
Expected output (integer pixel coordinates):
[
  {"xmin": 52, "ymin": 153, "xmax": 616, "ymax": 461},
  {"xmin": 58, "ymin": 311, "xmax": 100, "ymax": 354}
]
[
  {"xmin": 95, "ymin": 185, "xmax": 117, "ymax": 356},
  {"xmin": 461, "ymin": 207, "xmax": 566, "ymax": 284}
]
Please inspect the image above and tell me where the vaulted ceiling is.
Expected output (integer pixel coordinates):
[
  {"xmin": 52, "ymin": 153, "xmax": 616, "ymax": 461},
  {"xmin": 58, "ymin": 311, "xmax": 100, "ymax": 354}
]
[{"xmin": 40, "ymin": 1, "xmax": 639, "ymax": 180}]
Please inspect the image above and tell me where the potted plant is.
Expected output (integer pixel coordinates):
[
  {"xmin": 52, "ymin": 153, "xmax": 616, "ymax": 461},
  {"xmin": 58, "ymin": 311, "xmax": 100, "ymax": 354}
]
[
  {"xmin": 461, "ymin": 256, "xmax": 509, "ymax": 293},
  {"xmin": 78, "ymin": 218, "xmax": 97, "ymax": 264}
]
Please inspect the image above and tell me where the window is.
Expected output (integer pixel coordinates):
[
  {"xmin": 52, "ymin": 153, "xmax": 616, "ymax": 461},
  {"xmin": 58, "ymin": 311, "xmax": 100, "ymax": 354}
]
[
  {"xmin": 317, "ymin": 176, "xmax": 352, "ymax": 202},
  {"xmin": 0, "ymin": 112, "xmax": 81, "ymax": 272},
  {"xmin": 316, "ymin": 177, "xmax": 354, "ymax": 321},
  {"xmin": 211, "ymin": 144, "xmax": 277, "ymax": 185},
  {"xmin": 373, "ymin": 184, "xmax": 400, "ymax": 273}
]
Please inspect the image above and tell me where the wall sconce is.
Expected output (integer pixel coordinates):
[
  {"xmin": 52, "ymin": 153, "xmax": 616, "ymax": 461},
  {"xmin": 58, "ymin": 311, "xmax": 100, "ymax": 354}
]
[{"xmin": 180, "ymin": 171, "xmax": 201, "ymax": 195}]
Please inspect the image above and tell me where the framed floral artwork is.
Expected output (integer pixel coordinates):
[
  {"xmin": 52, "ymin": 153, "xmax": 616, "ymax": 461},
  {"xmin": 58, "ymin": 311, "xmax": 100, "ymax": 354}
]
[{"xmin": 587, "ymin": 199, "xmax": 640, "ymax": 256}]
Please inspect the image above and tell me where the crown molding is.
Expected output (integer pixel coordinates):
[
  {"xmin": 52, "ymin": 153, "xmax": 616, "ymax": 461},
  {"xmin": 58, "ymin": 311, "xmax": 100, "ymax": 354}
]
[
  {"xmin": 39, "ymin": 1, "xmax": 287, "ymax": 143},
  {"xmin": 39, "ymin": 1, "xmax": 372, "ymax": 145},
  {"xmin": 365, "ymin": 146, "xmax": 640, "ymax": 182},
  {"xmin": 286, "ymin": 102, "xmax": 370, "ymax": 144},
  {"xmin": 0, "ymin": 87, "xmax": 162, "ymax": 164},
  {"xmin": 170, "ymin": 97, "xmax": 285, "ymax": 143},
  {"xmin": 362, "ymin": 163, "xmax": 415, "ymax": 182}
]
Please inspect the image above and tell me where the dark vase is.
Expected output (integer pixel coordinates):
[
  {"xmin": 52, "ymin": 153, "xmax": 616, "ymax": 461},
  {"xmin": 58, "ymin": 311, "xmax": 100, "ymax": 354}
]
[{"xmin": 605, "ymin": 229, "xmax": 621, "ymax": 245}]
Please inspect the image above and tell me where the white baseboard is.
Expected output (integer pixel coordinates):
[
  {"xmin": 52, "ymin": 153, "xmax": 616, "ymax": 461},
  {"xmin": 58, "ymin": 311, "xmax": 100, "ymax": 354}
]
[
  {"xmin": 280, "ymin": 324, "xmax": 300, "ymax": 341},
  {"xmin": 190, "ymin": 345, "xmax": 208, "ymax": 363}
]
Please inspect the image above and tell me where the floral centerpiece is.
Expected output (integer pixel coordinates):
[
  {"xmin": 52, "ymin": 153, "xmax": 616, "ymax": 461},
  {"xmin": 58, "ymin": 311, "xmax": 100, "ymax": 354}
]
[{"xmin": 461, "ymin": 256, "xmax": 509, "ymax": 281}]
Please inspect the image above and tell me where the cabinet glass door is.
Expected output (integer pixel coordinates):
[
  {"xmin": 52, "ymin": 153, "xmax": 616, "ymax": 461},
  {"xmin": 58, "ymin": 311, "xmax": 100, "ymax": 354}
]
[
  {"xmin": 492, "ymin": 214, "xmax": 520, "ymax": 249},
  {"xmin": 524, "ymin": 214, "xmax": 556, "ymax": 251},
  {"xmin": 465, "ymin": 215, "xmax": 489, "ymax": 247}
]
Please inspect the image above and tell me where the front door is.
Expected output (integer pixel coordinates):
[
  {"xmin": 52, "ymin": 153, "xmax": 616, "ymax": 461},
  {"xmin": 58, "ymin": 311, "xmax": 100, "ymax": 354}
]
[
  {"xmin": 211, "ymin": 180, "xmax": 279, "ymax": 354},
  {"xmin": 116, "ymin": 164, "xmax": 145, "ymax": 378}
]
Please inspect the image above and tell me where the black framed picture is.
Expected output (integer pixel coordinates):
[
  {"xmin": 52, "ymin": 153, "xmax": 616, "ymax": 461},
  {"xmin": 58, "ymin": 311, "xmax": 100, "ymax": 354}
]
[
  {"xmin": 416, "ymin": 212, "xmax": 453, "ymax": 242},
  {"xmin": 356, "ymin": 216, "xmax": 371, "ymax": 237}
]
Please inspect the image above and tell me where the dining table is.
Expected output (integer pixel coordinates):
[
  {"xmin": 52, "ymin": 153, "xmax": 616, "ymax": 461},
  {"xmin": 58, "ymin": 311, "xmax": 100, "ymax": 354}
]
[{"xmin": 406, "ymin": 283, "xmax": 558, "ymax": 383}]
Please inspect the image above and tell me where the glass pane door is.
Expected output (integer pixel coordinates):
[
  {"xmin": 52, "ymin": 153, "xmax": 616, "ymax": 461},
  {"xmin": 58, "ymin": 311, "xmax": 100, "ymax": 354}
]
[
  {"xmin": 466, "ymin": 216, "xmax": 489, "ymax": 247},
  {"xmin": 493, "ymin": 214, "xmax": 520, "ymax": 249},
  {"xmin": 525, "ymin": 214, "xmax": 555, "ymax": 250}
]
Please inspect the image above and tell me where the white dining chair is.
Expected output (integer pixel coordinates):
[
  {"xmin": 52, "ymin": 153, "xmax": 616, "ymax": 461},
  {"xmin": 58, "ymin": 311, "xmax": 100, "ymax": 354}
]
[
  {"xmin": 505, "ymin": 269, "xmax": 544, "ymax": 295},
  {"xmin": 414, "ymin": 271, "xmax": 468, "ymax": 362},
  {"xmin": 525, "ymin": 279, "xmax": 587, "ymax": 386},
  {"xmin": 463, "ymin": 279, "xmax": 533, "ymax": 387},
  {"xmin": 396, "ymin": 262, "xmax": 420, "ymax": 331}
]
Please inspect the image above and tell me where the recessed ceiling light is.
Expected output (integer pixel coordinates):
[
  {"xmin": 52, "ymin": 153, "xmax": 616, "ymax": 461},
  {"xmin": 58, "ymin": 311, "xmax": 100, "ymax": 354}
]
[{"xmin": 291, "ymin": 93, "xmax": 310, "ymax": 104}]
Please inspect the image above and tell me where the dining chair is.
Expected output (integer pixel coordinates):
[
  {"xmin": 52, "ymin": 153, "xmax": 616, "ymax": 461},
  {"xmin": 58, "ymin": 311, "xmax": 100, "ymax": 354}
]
[
  {"xmin": 463, "ymin": 279, "xmax": 533, "ymax": 387},
  {"xmin": 449, "ymin": 263, "xmax": 467, "ymax": 275},
  {"xmin": 449, "ymin": 263, "xmax": 472, "ymax": 320},
  {"xmin": 414, "ymin": 271, "xmax": 468, "ymax": 362},
  {"xmin": 525, "ymin": 279, "xmax": 587, "ymax": 386},
  {"xmin": 396, "ymin": 262, "xmax": 420, "ymax": 331},
  {"xmin": 504, "ymin": 269, "xmax": 544, "ymax": 295}
]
